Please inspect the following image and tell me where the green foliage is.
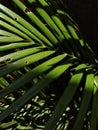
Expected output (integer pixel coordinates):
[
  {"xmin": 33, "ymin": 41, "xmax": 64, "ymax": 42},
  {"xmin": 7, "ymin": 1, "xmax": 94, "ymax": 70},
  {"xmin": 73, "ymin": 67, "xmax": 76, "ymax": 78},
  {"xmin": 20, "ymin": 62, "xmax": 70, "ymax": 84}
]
[{"xmin": 0, "ymin": 0, "xmax": 98, "ymax": 129}]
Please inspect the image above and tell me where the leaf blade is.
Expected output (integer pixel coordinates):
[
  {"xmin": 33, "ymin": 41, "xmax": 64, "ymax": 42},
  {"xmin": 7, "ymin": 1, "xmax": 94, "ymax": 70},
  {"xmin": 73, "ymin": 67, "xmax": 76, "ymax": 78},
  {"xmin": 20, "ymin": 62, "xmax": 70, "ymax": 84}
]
[
  {"xmin": 73, "ymin": 73, "xmax": 94, "ymax": 130},
  {"xmin": 44, "ymin": 64, "xmax": 86, "ymax": 130}
]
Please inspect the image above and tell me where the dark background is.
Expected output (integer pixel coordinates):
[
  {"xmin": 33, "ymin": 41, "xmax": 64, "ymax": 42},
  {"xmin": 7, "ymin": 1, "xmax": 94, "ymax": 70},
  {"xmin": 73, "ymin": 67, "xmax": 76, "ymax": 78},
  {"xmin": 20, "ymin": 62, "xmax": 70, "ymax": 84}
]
[
  {"xmin": 64, "ymin": 0, "xmax": 98, "ymax": 56},
  {"xmin": 64, "ymin": 0, "xmax": 98, "ymax": 42}
]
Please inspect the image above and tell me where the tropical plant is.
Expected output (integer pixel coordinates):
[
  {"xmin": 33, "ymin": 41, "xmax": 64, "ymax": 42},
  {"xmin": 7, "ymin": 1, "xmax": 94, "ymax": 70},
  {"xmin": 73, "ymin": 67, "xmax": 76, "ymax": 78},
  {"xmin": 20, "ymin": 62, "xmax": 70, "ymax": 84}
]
[{"xmin": 0, "ymin": 0, "xmax": 98, "ymax": 130}]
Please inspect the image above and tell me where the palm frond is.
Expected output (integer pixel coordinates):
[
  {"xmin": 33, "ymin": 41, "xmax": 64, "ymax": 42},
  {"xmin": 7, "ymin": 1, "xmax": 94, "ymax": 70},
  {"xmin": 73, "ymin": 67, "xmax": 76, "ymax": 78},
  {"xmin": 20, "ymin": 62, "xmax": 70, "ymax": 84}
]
[
  {"xmin": 0, "ymin": 0, "xmax": 98, "ymax": 129},
  {"xmin": 91, "ymin": 75, "xmax": 98, "ymax": 130}
]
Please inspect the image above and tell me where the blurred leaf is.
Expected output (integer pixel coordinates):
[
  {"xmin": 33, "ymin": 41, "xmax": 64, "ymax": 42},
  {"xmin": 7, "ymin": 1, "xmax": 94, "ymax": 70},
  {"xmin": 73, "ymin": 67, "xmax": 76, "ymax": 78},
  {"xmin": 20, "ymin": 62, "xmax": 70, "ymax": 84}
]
[
  {"xmin": 0, "ymin": 120, "xmax": 17, "ymax": 129},
  {"xmin": 91, "ymin": 76, "xmax": 98, "ymax": 130}
]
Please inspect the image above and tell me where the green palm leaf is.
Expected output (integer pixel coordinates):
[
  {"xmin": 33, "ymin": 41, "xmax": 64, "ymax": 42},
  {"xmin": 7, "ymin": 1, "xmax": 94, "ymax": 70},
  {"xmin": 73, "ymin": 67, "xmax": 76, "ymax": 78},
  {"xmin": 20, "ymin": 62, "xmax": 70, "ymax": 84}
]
[
  {"xmin": 73, "ymin": 72, "xmax": 94, "ymax": 130},
  {"xmin": 91, "ymin": 75, "xmax": 98, "ymax": 130},
  {"xmin": 0, "ymin": 54, "xmax": 67, "ymax": 98},
  {"xmin": 0, "ymin": 59, "xmax": 73, "ymax": 122},
  {"xmin": 45, "ymin": 64, "xmax": 86, "ymax": 130},
  {"xmin": 0, "ymin": 0, "xmax": 98, "ymax": 129}
]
